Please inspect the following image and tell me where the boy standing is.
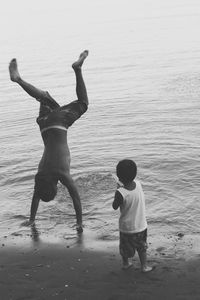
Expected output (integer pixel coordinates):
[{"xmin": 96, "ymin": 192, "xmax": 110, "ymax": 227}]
[{"xmin": 112, "ymin": 159, "xmax": 153, "ymax": 272}]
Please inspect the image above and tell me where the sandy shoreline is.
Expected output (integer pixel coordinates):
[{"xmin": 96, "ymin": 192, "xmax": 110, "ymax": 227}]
[{"xmin": 0, "ymin": 229, "xmax": 200, "ymax": 300}]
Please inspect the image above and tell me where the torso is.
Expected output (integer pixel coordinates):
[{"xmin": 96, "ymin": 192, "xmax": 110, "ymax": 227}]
[
  {"xmin": 37, "ymin": 110, "xmax": 71, "ymax": 176},
  {"xmin": 118, "ymin": 181, "xmax": 147, "ymax": 233}
]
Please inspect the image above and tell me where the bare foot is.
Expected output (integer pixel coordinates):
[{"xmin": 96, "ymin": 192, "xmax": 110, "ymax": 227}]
[
  {"xmin": 9, "ymin": 58, "xmax": 21, "ymax": 82},
  {"xmin": 72, "ymin": 50, "xmax": 89, "ymax": 70},
  {"xmin": 122, "ymin": 261, "xmax": 133, "ymax": 270},
  {"xmin": 142, "ymin": 265, "xmax": 155, "ymax": 273}
]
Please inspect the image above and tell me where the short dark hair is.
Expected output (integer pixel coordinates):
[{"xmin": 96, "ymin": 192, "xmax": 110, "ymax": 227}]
[
  {"xmin": 116, "ymin": 159, "xmax": 137, "ymax": 184},
  {"xmin": 34, "ymin": 172, "xmax": 58, "ymax": 202}
]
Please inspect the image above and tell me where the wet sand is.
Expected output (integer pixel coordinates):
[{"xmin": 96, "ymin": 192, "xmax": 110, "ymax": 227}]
[{"xmin": 0, "ymin": 228, "xmax": 200, "ymax": 300}]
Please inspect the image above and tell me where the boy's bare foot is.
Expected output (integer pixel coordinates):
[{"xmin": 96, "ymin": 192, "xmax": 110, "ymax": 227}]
[
  {"xmin": 9, "ymin": 58, "xmax": 21, "ymax": 82},
  {"xmin": 122, "ymin": 261, "xmax": 133, "ymax": 270},
  {"xmin": 72, "ymin": 50, "xmax": 89, "ymax": 70},
  {"xmin": 142, "ymin": 265, "xmax": 154, "ymax": 273}
]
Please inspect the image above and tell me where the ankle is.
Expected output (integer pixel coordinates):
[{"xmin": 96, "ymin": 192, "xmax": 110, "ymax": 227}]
[
  {"xmin": 73, "ymin": 66, "xmax": 82, "ymax": 74},
  {"xmin": 16, "ymin": 76, "xmax": 22, "ymax": 83},
  {"xmin": 141, "ymin": 265, "xmax": 154, "ymax": 273}
]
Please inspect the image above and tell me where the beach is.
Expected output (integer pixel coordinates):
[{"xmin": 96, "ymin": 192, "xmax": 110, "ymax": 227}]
[{"xmin": 1, "ymin": 229, "xmax": 200, "ymax": 300}]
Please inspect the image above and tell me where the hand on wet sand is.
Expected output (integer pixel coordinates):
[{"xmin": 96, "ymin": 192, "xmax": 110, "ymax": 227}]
[{"xmin": 21, "ymin": 220, "xmax": 35, "ymax": 227}]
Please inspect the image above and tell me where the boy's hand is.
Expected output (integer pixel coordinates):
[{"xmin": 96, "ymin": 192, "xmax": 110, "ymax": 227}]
[
  {"xmin": 112, "ymin": 174, "xmax": 123, "ymax": 188},
  {"xmin": 21, "ymin": 220, "xmax": 35, "ymax": 227},
  {"xmin": 76, "ymin": 224, "xmax": 83, "ymax": 234}
]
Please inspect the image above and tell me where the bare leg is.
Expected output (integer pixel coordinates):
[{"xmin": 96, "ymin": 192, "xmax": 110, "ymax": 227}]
[
  {"xmin": 121, "ymin": 256, "xmax": 133, "ymax": 270},
  {"xmin": 72, "ymin": 50, "xmax": 89, "ymax": 107},
  {"xmin": 60, "ymin": 174, "xmax": 83, "ymax": 233},
  {"xmin": 9, "ymin": 58, "xmax": 59, "ymax": 109},
  {"xmin": 138, "ymin": 249, "xmax": 153, "ymax": 272}
]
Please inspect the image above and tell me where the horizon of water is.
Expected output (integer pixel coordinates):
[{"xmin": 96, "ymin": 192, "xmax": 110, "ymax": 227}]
[{"xmin": 0, "ymin": 0, "xmax": 200, "ymax": 243}]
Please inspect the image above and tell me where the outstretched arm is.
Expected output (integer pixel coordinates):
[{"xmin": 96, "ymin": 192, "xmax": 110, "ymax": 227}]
[
  {"xmin": 30, "ymin": 191, "xmax": 40, "ymax": 222},
  {"xmin": 60, "ymin": 174, "xmax": 83, "ymax": 233},
  {"xmin": 22, "ymin": 191, "xmax": 40, "ymax": 226}
]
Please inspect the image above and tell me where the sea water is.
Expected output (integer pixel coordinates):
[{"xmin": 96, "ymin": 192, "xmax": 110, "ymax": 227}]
[{"xmin": 0, "ymin": 0, "xmax": 200, "ymax": 243}]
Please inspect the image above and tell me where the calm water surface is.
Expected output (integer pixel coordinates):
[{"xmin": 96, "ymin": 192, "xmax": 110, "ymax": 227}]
[{"xmin": 0, "ymin": 0, "xmax": 200, "ymax": 242}]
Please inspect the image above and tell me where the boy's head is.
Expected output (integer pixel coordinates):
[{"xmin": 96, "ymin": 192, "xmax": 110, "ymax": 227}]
[
  {"xmin": 116, "ymin": 159, "xmax": 137, "ymax": 184},
  {"xmin": 34, "ymin": 172, "xmax": 58, "ymax": 202}
]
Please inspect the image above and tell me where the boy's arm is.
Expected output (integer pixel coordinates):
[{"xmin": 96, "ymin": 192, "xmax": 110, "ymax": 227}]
[
  {"xmin": 21, "ymin": 191, "xmax": 40, "ymax": 226},
  {"xmin": 112, "ymin": 190, "xmax": 123, "ymax": 210}
]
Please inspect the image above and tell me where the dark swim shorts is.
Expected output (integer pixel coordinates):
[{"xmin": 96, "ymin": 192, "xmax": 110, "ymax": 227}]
[
  {"xmin": 60, "ymin": 100, "xmax": 88, "ymax": 127},
  {"xmin": 37, "ymin": 91, "xmax": 88, "ymax": 129},
  {"xmin": 119, "ymin": 229, "xmax": 148, "ymax": 258}
]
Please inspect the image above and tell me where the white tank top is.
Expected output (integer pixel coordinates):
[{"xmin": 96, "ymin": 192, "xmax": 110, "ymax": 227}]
[{"xmin": 117, "ymin": 180, "xmax": 147, "ymax": 233}]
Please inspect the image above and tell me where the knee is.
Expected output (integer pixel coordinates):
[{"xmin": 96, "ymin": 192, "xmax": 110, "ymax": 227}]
[
  {"xmin": 41, "ymin": 91, "xmax": 50, "ymax": 100},
  {"xmin": 81, "ymin": 102, "xmax": 88, "ymax": 114}
]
